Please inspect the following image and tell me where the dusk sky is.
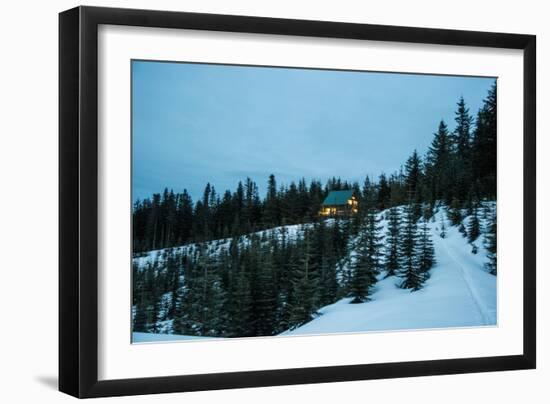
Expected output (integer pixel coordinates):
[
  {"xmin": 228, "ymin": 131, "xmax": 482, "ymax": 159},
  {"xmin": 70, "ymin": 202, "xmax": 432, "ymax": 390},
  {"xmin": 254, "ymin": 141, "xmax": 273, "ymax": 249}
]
[{"xmin": 132, "ymin": 60, "xmax": 495, "ymax": 203}]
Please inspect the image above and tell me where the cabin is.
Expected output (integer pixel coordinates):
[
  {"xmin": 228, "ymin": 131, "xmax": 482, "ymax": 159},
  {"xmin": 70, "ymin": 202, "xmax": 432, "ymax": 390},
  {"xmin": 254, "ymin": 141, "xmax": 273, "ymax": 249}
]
[{"xmin": 319, "ymin": 190, "xmax": 358, "ymax": 217}]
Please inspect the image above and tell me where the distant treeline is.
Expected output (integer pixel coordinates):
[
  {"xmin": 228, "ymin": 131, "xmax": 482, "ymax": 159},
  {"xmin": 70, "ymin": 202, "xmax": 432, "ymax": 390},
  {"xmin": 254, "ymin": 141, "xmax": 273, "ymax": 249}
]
[{"xmin": 133, "ymin": 83, "xmax": 496, "ymax": 254}]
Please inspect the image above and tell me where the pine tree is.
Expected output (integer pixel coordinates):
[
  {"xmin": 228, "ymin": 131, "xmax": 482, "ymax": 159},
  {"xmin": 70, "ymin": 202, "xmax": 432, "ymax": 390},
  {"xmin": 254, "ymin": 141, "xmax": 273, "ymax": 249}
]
[
  {"xmin": 404, "ymin": 150, "xmax": 423, "ymax": 220},
  {"xmin": 133, "ymin": 297, "xmax": 148, "ymax": 333},
  {"xmin": 349, "ymin": 205, "xmax": 382, "ymax": 303},
  {"xmin": 467, "ymin": 204, "xmax": 481, "ymax": 242},
  {"xmin": 425, "ymin": 120, "xmax": 454, "ymax": 204},
  {"xmin": 471, "ymin": 82, "xmax": 497, "ymax": 198},
  {"xmin": 399, "ymin": 203, "xmax": 423, "ymax": 291},
  {"xmin": 454, "ymin": 96, "xmax": 473, "ymax": 160},
  {"xmin": 198, "ymin": 253, "xmax": 227, "ymax": 337},
  {"xmin": 173, "ymin": 256, "xmax": 201, "ymax": 336},
  {"xmin": 417, "ymin": 218, "xmax": 435, "ymax": 280},
  {"xmin": 317, "ymin": 220, "xmax": 339, "ymax": 307},
  {"xmin": 264, "ymin": 174, "xmax": 280, "ymax": 226},
  {"xmin": 377, "ymin": 173, "xmax": 391, "ymax": 209},
  {"xmin": 484, "ymin": 211, "xmax": 497, "ymax": 275},
  {"xmin": 173, "ymin": 245, "xmax": 228, "ymax": 337},
  {"xmin": 448, "ymin": 197, "xmax": 463, "ymax": 226},
  {"xmin": 452, "ymin": 97, "xmax": 474, "ymax": 199},
  {"xmin": 253, "ymin": 241, "xmax": 278, "ymax": 336},
  {"xmin": 288, "ymin": 231, "xmax": 320, "ymax": 328},
  {"xmin": 439, "ymin": 215, "xmax": 447, "ymax": 239},
  {"xmin": 384, "ymin": 206, "xmax": 401, "ymax": 277},
  {"xmin": 225, "ymin": 238, "xmax": 253, "ymax": 337}
]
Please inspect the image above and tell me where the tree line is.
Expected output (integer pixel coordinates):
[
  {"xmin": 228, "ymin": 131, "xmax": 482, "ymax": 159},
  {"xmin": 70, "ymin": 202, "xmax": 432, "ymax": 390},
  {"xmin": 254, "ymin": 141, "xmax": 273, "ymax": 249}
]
[{"xmin": 133, "ymin": 83, "xmax": 496, "ymax": 254}]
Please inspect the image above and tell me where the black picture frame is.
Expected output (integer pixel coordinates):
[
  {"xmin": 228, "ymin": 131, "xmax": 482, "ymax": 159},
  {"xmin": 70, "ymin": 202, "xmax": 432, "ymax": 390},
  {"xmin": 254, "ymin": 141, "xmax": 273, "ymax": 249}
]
[{"xmin": 59, "ymin": 5, "xmax": 536, "ymax": 398}]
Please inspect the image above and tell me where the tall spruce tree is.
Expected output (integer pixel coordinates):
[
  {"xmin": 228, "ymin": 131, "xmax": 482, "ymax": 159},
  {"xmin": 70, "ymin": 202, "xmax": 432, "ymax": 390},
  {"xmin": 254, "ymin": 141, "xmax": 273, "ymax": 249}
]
[
  {"xmin": 384, "ymin": 206, "xmax": 401, "ymax": 277},
  {"xmin": 225, "ymin": 238, "xmax": 253, "ymax": 337},
  {"xmin": 133, "ymin": 296, "xmax": 148, "ymax": 333},
  {"xmin": 253, "ymin": 241, "xmax": 279, "ymax": 336},
  {"xmin": 316, "ymin": 219, "xmax": 339, "ymax": 307},
  {"xmin": 173, "ymin": 256, "xmax": 201, "ymax": 336},
  {"xmin": 425, "ymin": 120, "xmax": 454, "ymax": 204},
  {"xmin": 288, "ymin": 231, "xmax": 319, "ymax": 328},
  {"xmin": 183, "ymin": 245, "xmax": 227, "ymax": 337},
  {"xmin": 454, "ymin": 96, "xmax": 473, "ymax": 160},
  {"xmin": 399, "ymin": 203, "xmax": 423, "ymax": 291},
  {"xmin": 453, "ymin": 97, "xmax": 474, "ymax": 201},
  {"xmin": 467, "ymin": 203, "xmax": 481, "ymax": 242},
  {"xmin": 417, "ymin": 218, "xmax": 435, "ymax": 280},
  {"xmin": 448, "ymin": 197, "xmax": 463, "ymax": 226},
  {"xmin": 484, "ymin": 211, "xmax": 497, "ymax": 275},
  {"xmin": 471, "ymin": 82, "xmax": 497, "ymax": 198},
  {"xmin": 263, "ymin": 174, "xmax": 279, "ymax": 226},
  {"xmin": 404, "ymin": 150, "xmax": 423, "ymax": 220},
  {"xmin": 349, "ymin": 205, "xmax": 382, "ymax": 303},
  {"xmin": 377, "ymin": 173, "xmax": 391, "ymax": 209}
]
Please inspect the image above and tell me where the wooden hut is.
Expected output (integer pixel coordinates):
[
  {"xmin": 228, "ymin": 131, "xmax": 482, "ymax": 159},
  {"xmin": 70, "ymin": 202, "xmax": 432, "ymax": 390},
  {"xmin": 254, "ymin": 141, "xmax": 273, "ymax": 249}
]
[{"xmin": 319, "ymin": 190, "xmax": 358, "ymax": 217}]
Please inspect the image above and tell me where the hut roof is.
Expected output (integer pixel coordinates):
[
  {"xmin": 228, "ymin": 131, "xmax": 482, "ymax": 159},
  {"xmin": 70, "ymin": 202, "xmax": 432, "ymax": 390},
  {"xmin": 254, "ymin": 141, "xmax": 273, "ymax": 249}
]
[{"xmin": 322, "ymin": 190, "xmax": 354, "ymax": 206}]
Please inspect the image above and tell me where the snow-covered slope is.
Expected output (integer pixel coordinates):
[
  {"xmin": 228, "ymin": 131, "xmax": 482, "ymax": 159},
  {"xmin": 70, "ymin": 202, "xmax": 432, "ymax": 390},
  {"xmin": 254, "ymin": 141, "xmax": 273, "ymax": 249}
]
[
  {"xmin": 133, "ymin": 222, "xmax": 314, "ymax": 270},
  {"xmin": 133, "ymin": 204, "xmax": 496, "ymax": 342},
  {"xmin": 133, "ymin": 332, "xmax": 218, "ymax": 343},
  {"xmin": 283, "ymin": 208, "xmax": 496, "ymax": 336}
]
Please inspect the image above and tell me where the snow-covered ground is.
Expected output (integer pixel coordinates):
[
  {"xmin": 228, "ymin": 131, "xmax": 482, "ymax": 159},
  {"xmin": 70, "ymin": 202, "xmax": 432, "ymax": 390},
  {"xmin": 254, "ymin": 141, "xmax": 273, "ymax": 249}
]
[
  {"xmin": 132, "ymin": 332, "xmax": 217, "ymax": 343},
  {"xmin": 284, "ymin": 210, "xmax": 496, "ymax": 336},
  {"xmin": 133, "ymin": 222, "xmax": 315, "ymax": 270},
  {"xmin": 283, "ymin": 207, "xmax": 496, "ymax": 336},
  {"xmin": 133, "ymin": 204, "xmax": 496, "ymax": 342}
]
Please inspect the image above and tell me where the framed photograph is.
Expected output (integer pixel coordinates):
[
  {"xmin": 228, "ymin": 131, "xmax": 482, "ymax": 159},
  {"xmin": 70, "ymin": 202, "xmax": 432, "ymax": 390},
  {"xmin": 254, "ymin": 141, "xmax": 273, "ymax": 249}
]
[{"xmin": 59, "ymin": 6, "xmax": 536, "ymax": 398}]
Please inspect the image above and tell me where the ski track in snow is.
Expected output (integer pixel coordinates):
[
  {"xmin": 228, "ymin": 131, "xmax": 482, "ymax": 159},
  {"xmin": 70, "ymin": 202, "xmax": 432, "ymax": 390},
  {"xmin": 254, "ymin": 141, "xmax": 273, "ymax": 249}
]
[
  {"xmin": 283, "ymin": 208, "xmax": 497, "ymax": 336},
  {"xmin": 437, "ymin": 236, "xmax": 491, "ymax": 325}
]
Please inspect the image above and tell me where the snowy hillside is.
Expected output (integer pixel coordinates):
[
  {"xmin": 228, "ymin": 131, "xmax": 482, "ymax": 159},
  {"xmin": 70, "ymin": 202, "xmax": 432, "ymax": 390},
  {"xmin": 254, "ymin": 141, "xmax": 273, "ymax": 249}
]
[
  {"xmin": 133, "ymin": 222, "xmax": 315, "ymax": 270},
  {"xmin": 133, "ymin": 203, "xmax": 496, "ymax": 343},
  {"xmin": 284, "ymin": 208, "xmax": 496, "ymax": 336}
]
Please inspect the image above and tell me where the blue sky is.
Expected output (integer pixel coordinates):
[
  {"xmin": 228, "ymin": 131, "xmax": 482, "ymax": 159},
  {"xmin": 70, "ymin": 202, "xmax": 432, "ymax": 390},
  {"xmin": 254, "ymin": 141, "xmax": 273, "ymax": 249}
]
[{"xmin": 132, "ymin": 60, "xmax": 495, "ymax": 202}]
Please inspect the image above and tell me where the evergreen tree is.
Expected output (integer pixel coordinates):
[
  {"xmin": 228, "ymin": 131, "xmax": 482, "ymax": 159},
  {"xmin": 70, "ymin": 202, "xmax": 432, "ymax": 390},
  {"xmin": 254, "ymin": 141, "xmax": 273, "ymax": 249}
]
[
  {"xmin": 349, "ymin": 205, "xmax": 382, "ymax": 303},
  {"xmin": 377, "ymin": 173, "xmax": 391, "ymax": 209},
  {"xmin": 425, "ymin": 121, "xmax": 454, "ymax": 204},
  {"xmin": 447, "ymin": 197, "xmax": 463, "ymax": 226},
  {"xmin": 404, "ymin": 150, "xmax": 423, "ymax": 220},
  {"xmin": 454, "ymin": 96, "xmax": 473, "ymax": 160},
  {"xmin": 384, "ymin": 206, "xmax": 401, "ymax": 277},
  {"xmin": 439, "ymin": 215, "xmax": 447, "ymax": 239},
  {"xmin": 253, "ymin": 241, "xmax": 279, "ymax": 336},
  {"xmin": 197, "ymin": 252, "xmax": 227, "ymax": 337},
  {"xmin": 484, "ymin": 211, "xmax": 497, "ymax": 275},
  {"xmin": 225, "ymin": 239, "xmax": 253, "ymax": 337},
  {"xmin": 173, "ymin": 255, "xmax": 201, "ymax": 335},
  {"xmin": 133, "ymin": 297, "xmax": 148, "ymax": 333},
  {"xmin": 288, "ymin": 231, "xmax": 320, "ymax": 328},
  {"xmin": 399, "ymin": 203, "xmax": 423, "ymax": 291},
  {"xmin": 471, "ymin": 82, "xmax": 497, "ymax": 198},
  {"xmin": 316, "ymin": 220, "xmax": 339, "ymax": 307},
  {"xmin": 453, "ymin": 96, "xmax": 474, "ymax": 201},
  {"xmin": 467, "ymin": 204, "xmax": 481, "ymax": 242},
  {"xmin": 417, "ymin": 218, "xmax": 435, "ymax": 280}
]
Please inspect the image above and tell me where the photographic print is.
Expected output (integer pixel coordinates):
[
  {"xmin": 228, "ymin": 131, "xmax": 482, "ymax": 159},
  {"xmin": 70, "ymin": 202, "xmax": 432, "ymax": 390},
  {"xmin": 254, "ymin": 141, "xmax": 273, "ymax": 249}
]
[{"xmin": 131, "ymin": 60, "xmax": 497, "ymax": 343}]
